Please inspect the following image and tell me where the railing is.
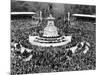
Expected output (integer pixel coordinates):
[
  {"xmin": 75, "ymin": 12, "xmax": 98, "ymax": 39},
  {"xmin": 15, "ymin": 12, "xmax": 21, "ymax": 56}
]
[
  {"xmin": 72, "ymin": 14, "xmax": 96, "ymax": 18},
  {"xmin": 11, "ymin": 12, "xmax": 37, "ymax": 15}
]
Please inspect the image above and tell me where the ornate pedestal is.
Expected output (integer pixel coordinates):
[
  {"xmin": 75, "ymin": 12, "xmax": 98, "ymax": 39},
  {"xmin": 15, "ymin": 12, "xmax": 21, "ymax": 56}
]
[{"xmin": 43, "ymin": 21, "xmax": 59, "ymax": 37}]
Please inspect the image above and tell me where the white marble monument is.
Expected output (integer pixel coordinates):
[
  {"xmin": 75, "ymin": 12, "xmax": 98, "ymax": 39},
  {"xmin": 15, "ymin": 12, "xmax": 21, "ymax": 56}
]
[{"xmin": 29, "ymin": 14, "xmax": 72, "ymax": 47}]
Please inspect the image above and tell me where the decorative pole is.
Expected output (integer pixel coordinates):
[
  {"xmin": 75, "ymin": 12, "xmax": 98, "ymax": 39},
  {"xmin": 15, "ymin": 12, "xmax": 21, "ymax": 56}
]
[
  {"xmin": 39, "ymin": 11, "xmax": 42, "ymax": 22},
  {"xmin": 68, "ymin": 12, "xmax": 70, "ymax": 25}
]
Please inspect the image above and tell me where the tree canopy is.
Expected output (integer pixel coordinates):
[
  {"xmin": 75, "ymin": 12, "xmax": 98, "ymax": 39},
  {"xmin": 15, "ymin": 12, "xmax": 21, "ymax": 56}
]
[{"xmin": 11, "ymin": 1, "xmax": 96, "ymax": 15}]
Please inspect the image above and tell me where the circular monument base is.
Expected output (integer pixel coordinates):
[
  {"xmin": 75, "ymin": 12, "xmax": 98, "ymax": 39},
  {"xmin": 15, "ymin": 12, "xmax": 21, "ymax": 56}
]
[{"xmin": 29, "ymin": 35, "xmax": 72, "ymax": 47}]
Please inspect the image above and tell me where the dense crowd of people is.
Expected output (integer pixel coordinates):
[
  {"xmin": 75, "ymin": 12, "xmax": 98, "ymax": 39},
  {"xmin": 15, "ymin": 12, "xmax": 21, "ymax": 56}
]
[{"xmin": 11, "ymin": 19, "xmax": 95, "ymax": 75}]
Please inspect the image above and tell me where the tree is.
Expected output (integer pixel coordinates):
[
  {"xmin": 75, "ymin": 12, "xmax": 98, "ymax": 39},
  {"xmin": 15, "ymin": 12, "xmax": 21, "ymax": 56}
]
[{"xmin": 72, "ymin": 5, "xmax": 96, "ymax": 15}]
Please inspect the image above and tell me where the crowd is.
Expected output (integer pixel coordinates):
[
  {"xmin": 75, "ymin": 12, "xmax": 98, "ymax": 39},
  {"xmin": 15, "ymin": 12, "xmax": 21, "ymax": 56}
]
[
  {"xmin": 11, "ymin": 35, "xmax": 92, "ymax": 75},
  {"xmin": 11, "ymin": 19, "xmax": 95, "ymax": 74}
]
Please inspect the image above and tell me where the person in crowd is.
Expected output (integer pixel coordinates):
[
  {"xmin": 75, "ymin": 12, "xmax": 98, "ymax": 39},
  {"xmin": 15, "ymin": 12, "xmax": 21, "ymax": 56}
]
[
  {"xmin": 66, "ymin": 40, "xmax": 90, "ymax": 56},
  {"xmin": 11, "ymin": 40, "xmax": 33, "ymax": 61}
]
